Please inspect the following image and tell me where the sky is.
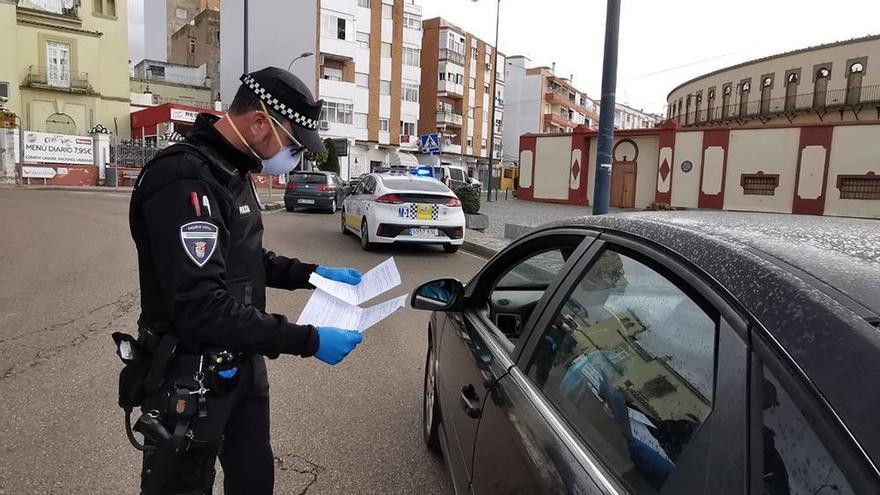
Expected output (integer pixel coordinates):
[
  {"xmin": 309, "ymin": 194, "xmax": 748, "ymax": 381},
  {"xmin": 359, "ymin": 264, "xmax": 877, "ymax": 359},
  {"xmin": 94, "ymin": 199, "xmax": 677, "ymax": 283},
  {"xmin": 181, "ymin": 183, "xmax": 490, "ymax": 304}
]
[{"xmin": 128, "ymin": 0, "xmax": 880, "ymax": 114}]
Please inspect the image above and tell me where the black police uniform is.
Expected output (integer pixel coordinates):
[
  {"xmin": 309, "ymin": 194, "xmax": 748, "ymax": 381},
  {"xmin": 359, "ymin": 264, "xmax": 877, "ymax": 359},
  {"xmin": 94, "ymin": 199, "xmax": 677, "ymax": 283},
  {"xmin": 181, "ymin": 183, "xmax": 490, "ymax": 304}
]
[{"xmin": 129, "ymin": 112, "xmax": 318, "ymax": 494}]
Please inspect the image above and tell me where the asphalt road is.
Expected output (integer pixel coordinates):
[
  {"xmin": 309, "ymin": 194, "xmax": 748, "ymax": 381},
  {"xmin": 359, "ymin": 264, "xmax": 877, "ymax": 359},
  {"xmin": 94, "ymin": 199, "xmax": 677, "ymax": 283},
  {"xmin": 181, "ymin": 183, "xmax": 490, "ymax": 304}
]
[{"xmin": 0, "ymin": 187, "xmax": 486, "ymax": 494}]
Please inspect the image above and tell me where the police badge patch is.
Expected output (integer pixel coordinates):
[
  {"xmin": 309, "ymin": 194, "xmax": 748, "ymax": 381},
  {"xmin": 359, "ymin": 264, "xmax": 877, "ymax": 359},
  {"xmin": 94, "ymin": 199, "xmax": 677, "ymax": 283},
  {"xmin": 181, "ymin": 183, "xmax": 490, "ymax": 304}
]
[{"xmin": 180, "ymin": 221, "xmax": 218, "ymax": 267}]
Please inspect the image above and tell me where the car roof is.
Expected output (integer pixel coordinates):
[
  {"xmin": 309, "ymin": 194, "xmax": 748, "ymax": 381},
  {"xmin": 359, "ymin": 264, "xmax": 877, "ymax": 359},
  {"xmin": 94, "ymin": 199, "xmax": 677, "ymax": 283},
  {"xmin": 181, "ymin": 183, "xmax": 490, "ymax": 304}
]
[
  {"xmin": 545, "ymin": 211, "xmax": 880, "ymax": 463},
  {"xmin": 374, "ymin": 173, "xmax": 451, "ymax": 192},
  {"xmin": 294, "ymin": 170, "xmax": 331, "ymax": 175}
]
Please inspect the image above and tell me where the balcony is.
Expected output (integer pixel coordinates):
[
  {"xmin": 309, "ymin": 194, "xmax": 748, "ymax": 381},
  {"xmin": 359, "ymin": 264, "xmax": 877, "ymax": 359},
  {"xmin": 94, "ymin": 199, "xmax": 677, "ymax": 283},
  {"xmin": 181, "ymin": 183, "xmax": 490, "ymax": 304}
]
[
  {"xmin": 437, "ymin": 110, "xmax": 463, "ymax": 127},
  {"xmin": 17, "ymin": 0, "xmax": 79, "ymax": 18},
  {"xmin": 438, "ymin": 80, "xmax": 464, "ymax": 98},
  {"xmin": 443, "ymin": 143, "xmax": 462, "ymax": 154},
  {"xmin": 543, "ymin": 113, "xmax": 576, "ymax": 131},
  {"xmin": 671, "ymin": 84, "xmax": 880, "ymax": 126},
  {"xmin": 24, "ymin": 66, "xmax": 92, "ymax": 93},
  {"xmin": 438, "ymin": 49, "xmax": 465, "ymax": 66},
  {"xmin": 545, "ymin": 90, "xmax": 596, "ymax": 121}
]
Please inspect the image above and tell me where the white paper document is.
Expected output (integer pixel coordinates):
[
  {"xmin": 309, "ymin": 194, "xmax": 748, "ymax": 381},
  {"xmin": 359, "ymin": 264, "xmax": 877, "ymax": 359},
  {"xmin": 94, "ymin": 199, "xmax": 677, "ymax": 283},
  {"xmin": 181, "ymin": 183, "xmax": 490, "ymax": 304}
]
[
  {"xmin": 309, "ymin": 257, "xmax": 401, "ymax": 305},
  {"xmin": 297, "ymin": 290, "xmax": 407, "ymax": 332}
]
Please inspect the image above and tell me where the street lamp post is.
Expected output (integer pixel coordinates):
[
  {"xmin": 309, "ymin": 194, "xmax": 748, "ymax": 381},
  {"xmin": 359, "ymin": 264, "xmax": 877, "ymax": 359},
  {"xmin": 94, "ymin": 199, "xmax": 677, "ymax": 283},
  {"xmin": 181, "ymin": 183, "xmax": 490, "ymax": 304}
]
[
  {"xmin": 287, "ymin": 52, "xmax": 315, "ymax": 71},
  {"xmin": 473, "ymin": 0, "xmax": 501, "ymax": 202},
  {"xmin": 592, "ymin": 0, "xmax": 621, "ymax": 215}
]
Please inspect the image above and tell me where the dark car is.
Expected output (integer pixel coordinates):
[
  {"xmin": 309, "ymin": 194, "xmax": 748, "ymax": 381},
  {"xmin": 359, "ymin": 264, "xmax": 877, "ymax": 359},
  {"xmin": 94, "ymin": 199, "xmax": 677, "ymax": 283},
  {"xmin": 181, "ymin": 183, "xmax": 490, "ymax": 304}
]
[
  {"xmin": 411, "ymin": 211, "xmax": 880, "ymax": 495},
  {"xmin": 284, "ymin": 171, "xmax": 350, "ymax": 213}
]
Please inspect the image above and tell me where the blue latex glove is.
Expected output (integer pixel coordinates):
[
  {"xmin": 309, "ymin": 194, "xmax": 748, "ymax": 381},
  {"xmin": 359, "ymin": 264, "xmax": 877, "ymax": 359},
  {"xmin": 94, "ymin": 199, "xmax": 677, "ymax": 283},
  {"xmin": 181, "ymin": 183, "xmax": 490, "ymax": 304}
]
[
  {"xmin": 315, "ymin": 327, "xmax": 363, "ymax": 365},
  {"xmin": 315, "ymin": 266, "xmax": 362, "ymax": 286}
]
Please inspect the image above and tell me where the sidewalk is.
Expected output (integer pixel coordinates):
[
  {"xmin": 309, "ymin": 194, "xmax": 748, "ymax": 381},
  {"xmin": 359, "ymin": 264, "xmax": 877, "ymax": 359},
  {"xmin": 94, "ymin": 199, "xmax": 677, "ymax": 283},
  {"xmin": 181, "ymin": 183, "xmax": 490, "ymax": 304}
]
[{"xmin": 462, "ymin": 197, "xmax": 618, "ymax": 257}]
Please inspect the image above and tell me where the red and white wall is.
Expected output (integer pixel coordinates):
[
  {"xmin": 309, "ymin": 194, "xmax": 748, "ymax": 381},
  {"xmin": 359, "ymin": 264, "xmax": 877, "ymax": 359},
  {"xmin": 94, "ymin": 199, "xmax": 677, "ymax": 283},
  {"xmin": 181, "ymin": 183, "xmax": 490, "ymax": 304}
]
[{"xmin": 520, "ymin": 121, "xmax": 880, "ymax": 219}]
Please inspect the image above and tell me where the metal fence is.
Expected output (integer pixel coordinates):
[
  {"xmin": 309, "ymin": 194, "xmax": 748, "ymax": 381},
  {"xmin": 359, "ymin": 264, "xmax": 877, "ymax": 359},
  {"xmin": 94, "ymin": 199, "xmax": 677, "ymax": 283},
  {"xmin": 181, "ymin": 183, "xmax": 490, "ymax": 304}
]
[
  {"xmin": 110, "ymin": 140, "xmax": 161, "ymax": 168},
  {"xmin": 670, "ymin": 84, "xmax": 880, "ymax": 125}
]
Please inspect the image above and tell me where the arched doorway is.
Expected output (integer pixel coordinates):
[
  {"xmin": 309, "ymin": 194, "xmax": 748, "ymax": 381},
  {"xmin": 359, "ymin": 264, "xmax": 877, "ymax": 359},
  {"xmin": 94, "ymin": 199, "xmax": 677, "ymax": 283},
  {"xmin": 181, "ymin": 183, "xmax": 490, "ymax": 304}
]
[
  {"xmin": 846, "ymin": 62, "xmax": 864, "ymax": 105},
  {"xmin": 611, "ymin": 139, "xmax": 639, "ymax": 208},
  {"xmin": 46, "ymin": 113, "xmax": 76, "ymax": 135}
]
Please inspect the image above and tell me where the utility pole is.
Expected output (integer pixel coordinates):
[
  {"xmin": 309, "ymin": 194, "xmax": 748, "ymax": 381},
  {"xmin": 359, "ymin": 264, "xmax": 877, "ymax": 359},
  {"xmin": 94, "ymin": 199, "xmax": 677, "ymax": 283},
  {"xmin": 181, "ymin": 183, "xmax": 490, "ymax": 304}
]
[
  {"xmin": 592, "ymin": 0, "xmax": 621, "ymax": 215},
  {"xmin": 485, "ymin": 0, "xmax": 500, "ymax": 202}
]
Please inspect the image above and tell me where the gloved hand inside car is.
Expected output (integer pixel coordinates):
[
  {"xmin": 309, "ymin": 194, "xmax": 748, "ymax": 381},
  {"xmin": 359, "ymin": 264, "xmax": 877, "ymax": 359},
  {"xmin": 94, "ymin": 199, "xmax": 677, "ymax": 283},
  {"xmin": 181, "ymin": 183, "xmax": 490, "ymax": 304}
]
[
  {"xmin": 315, "ymin": 327, "xmax": 363, "ymax": 365},
  {"xmin": 315, "ymin": 266, "xmax": 362, "ymax": 285}
]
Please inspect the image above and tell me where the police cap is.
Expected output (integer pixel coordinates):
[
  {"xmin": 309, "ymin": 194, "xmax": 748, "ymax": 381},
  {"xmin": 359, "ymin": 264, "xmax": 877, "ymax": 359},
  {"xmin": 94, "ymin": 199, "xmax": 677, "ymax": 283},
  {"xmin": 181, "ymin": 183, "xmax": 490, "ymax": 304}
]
[{"xmin": 239, "ymin": 67, "xmax": 326, "ymax": 153}]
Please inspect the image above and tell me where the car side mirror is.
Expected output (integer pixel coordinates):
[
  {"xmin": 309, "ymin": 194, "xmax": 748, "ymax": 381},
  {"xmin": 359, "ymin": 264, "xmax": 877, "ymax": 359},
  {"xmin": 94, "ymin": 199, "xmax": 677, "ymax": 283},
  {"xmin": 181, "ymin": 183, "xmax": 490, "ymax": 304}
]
[{"xmin": 411, "ymin": 278, "xmax": 464, "ymax": 312}]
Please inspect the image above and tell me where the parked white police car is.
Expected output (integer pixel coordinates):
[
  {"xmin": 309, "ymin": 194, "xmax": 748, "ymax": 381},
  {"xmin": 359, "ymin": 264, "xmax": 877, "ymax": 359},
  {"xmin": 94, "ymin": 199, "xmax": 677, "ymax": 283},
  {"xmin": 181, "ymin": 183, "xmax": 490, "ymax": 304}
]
[{"xmin": 341, "ymin": 173, "xmax": 466, "ymax": 253}]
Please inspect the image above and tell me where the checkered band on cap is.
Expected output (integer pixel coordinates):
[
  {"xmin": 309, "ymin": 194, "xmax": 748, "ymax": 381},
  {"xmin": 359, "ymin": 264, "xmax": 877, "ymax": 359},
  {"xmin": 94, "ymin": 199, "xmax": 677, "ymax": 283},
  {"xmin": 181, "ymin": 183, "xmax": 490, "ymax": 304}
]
[{"xmin": 240, "ymin": 75, "xmax": 319, "ymax": 131}]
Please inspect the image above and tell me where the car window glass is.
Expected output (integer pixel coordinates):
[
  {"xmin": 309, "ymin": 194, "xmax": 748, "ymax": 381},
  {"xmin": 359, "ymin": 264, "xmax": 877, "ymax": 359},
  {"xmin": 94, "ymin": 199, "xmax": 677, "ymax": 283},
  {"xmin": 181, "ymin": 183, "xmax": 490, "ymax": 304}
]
[
  {"xmin": 450, "ymin": 168, "xmax": 465, "ymax": 181},
  {"xmin": 363, "ymin": 177, "xmax": 375, "ymax": 194},
  {"xmin": 759, "ymin": 367, "xmax": 854, "ymax": 495},
  {"xmin": 488, "ymin": 249, "xmax": 568, "ymax": 345},
  {"xmin": 293, "ymin": 173, "xmax": 326, "ymax": 184},
  {"xmin": 526, "ymin": 249, "xmax": 717, "ymax": 494}
]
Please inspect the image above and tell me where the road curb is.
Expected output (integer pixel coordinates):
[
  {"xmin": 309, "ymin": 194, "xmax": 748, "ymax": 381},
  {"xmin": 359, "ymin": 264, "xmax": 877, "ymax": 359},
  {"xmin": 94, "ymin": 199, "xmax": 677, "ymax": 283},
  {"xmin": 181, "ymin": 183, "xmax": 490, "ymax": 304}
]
[{"xmin": 461, "ymin": 239, "xmax": 498, "ymax": 259}]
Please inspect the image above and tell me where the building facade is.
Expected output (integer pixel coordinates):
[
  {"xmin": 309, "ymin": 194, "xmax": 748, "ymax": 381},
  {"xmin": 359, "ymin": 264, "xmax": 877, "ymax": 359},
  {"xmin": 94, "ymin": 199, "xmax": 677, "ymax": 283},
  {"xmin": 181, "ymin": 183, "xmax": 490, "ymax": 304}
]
[
  {"xmin": 419, "ymin": 17, "xmax": 505, "ymax": 171},
  {"xmin": 503, "ymin": 56, "xmax": 598, "ymax": 167},
  {"xmin": 130, "ymin": 60, "xmax": 213, "ymax": 112},
  {"xmin": 169, "ymin": 6, "xmax": 220, "ymax": 100},
  {"xmin": 611, "ymin": 102, "xmax": 660, "ymax": 130},
  {"xmin": 0, "ymin": 0, "xmax": 131, "ymax": 138},
  {"xmin": 221, "ymin": 0, "xmax": 424, "ymax": 179},
  {"xmin": 144, "ymin": 0, "xmax": 219, "ymax": 63},
  {"xmin": 666, "ymin": 34, "xmax": 880, "ymax": 129}
]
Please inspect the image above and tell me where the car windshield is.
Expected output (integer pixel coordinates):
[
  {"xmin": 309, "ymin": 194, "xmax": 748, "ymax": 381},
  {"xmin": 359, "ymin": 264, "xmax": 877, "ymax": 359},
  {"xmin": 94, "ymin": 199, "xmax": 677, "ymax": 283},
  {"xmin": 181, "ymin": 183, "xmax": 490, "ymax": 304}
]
[
  {"xmin": 381, "ymin": 178, "xmax": 449, "ymax": 192},
  {"xmin": 293, "ymin": 173, "xmax": 326, "ymax": 184}
]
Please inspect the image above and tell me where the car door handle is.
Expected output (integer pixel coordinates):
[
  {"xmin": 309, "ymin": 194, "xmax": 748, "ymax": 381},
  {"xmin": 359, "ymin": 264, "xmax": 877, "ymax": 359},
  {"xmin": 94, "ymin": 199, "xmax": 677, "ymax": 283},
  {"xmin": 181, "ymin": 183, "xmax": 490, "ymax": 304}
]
[{"xmin": 459, "ymin": 384, "xmax": 481, "ymax": 419}]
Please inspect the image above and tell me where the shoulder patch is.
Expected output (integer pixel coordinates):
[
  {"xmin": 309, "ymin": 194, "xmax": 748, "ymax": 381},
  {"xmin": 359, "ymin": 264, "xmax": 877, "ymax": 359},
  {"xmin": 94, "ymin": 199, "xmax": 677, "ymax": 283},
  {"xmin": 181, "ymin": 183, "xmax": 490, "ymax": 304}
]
[{"xmin": 180, "ymin": 221, "xmax": 218, "ymax": 267}]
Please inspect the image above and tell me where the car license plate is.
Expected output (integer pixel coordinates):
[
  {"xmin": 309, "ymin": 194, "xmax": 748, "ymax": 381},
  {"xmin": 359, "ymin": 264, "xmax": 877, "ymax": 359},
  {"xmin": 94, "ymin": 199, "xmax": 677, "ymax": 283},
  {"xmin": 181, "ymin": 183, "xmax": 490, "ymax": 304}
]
[
  {"xmin": 411, "ymin": 228, "xmax": 438, "ymax": 237},
  {"xmin": 297, "ymin": 199, "xmax": 315, "ymax": 204},
  {"xmin": 416, "ymin": 204, "xmax": 433, "ymax": 221}
]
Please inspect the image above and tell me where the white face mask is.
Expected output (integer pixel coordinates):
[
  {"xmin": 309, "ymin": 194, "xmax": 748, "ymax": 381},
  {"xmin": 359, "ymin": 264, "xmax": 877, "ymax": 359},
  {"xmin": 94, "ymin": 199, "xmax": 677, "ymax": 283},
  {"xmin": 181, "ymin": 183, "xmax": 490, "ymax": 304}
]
[{"xmin": 228, "ymin": 102, "xmax": 305, "ymax": 175}]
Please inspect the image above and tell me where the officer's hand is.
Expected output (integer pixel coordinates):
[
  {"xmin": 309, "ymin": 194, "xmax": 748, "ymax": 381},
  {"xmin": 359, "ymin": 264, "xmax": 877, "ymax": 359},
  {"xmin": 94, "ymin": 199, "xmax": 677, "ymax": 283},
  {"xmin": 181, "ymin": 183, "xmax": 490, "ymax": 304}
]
[
  {"xmin": 315, "ymin": 266, "xmax": 362, "ymax": 286},
  {"xmin": 315, "ymin": 327, "xmax": 363, "ymax": 365}
]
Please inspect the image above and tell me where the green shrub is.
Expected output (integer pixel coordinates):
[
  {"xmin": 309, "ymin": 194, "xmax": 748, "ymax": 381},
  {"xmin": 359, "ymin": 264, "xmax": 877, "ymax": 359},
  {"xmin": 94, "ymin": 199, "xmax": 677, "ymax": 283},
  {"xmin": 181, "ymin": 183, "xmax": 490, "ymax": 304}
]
[{"xmin": 455, "ymin": 186, "xmax": 481, "ymax": 214}]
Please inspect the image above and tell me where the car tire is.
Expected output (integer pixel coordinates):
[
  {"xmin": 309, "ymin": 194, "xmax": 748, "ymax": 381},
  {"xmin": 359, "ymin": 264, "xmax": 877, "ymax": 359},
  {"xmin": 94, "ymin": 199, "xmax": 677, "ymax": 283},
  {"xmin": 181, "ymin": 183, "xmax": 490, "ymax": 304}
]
[
  {"xmin": 423, "ymin": 333, "xmax": 442, "ymax": 455},
  {"xmin": 341, "ymin": 209, "xmax": 351, "ymax": 235},
  {"xmin": 443, "ymin": 244, "xmax": 460, "ymax": 254},
  {"xmin": 285, "ymin": 206, "xmax": 295, "ymax": 212},
  {"xmin": 327, "ymin": 198, "xmax": 337, "ymax": 214},
  {"xmin": 360, "ymin": 218, "xmax": 374, "ymax": 251}
]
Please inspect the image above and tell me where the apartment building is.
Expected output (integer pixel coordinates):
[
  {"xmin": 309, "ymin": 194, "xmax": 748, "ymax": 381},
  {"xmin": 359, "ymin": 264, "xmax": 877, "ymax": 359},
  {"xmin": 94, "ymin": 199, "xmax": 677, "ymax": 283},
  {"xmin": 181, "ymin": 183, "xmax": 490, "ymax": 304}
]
[
  {"xmin": 0, "ymin": 0, "xmax": 131, "ymax": 137},
  {"xmin": 419, "ymin": 17, "xmax": 505, "ymax": 170},
  {"xmin": 503, "ymin": 55, "xmax": 598, "ymax": 164},
  {"xmin": 144, "ymin": 0, "xmax": 219, "ymax": 63},
  {"xmin": 610, "ymin": 101, "xmax": 659, "ymax": 130},
  {"xmin": 169, "ymin": 6, "xmax": 221, "ymax": 100},
  {"xmin": 130, "ymin": 60, "xmax": 213, "ymax": 112}
]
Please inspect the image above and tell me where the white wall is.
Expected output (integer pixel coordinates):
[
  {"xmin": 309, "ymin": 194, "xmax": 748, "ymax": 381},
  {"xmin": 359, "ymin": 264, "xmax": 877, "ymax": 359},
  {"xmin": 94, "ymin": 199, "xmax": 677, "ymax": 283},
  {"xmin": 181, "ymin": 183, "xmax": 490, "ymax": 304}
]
[
  {"xmin": 533, "ymin": 136, "xmax": 571, "ymax": 200},
  {"xmin": 505, "ymin": 59, "xmax": 543, "ymax": 164},
  {"xmin": 671, "ymin": 131, "xmax": 703, "ymax": 208},
  {"xmin": 221, "ymin": 0, "xmax": 318, "ymax": 109},
  {"xmin": 826, "ymin": 125, "xmax": 880, "ymax": 219},
  {"xmin": 724, "ymin": 128, "xmax": 800, "ymax": 213}
]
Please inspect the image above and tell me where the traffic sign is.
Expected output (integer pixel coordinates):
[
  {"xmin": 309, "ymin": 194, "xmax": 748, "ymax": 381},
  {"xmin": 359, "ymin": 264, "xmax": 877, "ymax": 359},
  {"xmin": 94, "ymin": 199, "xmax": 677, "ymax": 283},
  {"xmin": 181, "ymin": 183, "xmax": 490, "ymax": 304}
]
[
  {"xmin": 22, "ymin": 166, "xmax": 57, "ymax": 179},
  {"xmin": 419, "ymin": 134, "xmax": 440, "ymax": 153}
]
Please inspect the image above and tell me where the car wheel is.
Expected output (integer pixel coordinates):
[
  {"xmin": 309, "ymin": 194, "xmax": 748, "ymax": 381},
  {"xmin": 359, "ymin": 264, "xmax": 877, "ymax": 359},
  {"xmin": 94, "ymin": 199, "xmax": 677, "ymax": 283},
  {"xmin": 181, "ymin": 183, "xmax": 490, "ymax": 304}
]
[
  {"xmin": 423, "ymin": 333, "xmax": 442, "ymax": 455},
  {"xmin": 341, "ymin": 209, "xmax": 351, "ymax": 235},
  {"xmin": 443, "ymin": 244, "xmax": 460, "ymax": 254},
  {"xmin": 285, "ymin": 206, "xmax": 295, "ymax": 212},
  {"xmin": 360, "ymin": 218, "xmax": 374, "ymax": 251},
  {"xmin": 328, "ymin": 198, "xmax": 337, "ymax": 214}
]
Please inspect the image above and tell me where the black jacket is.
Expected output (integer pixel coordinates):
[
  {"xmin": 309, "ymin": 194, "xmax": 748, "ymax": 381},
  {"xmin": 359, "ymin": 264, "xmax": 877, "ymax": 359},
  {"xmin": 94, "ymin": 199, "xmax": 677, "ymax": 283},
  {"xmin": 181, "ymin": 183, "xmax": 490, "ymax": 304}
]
[{"xmin": 129, "ymin": 113, "xmax": 318, "ymax": 358}]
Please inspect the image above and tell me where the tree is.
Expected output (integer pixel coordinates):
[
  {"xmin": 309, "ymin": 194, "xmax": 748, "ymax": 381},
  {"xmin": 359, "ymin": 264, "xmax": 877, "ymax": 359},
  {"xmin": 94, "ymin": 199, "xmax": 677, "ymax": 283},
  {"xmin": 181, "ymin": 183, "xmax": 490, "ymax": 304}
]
[{"xmin": 321, "ymin": 137, "xmax": 340, "ymax": 174}]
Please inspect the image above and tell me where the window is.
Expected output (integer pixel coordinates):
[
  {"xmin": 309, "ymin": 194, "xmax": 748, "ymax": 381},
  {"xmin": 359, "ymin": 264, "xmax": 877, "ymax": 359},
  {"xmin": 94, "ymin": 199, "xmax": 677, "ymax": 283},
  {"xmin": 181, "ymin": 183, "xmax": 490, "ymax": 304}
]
[
  {"xmin": 438, "ymin": 72, "xmax": 446, "ymax": 81},
  {"xmin": 381, "ymin": 42, "xmax": 392, "ymax": 58},
  {"xmin": 757, "ymin": 366, "xmax": 854, "ymax": 495},
  {"xmin": 321, "ymin": 101, "xmax": 354, "ymax": 124},
  {"xmin": 471, "ymin": 47, "xmax": 478, "ymax": 60},
  {"xmin": 189, "ymin": 38, "xmax": 196, "ymax": 54},
  {"xmin": 741, "ymin": 172, "xmax": 780, "ymax": 195},
  {"xmin": 527, "ymin": 249, "xmax": 718, "ymax": 493},
  {"xmin": 0, "ymin": 82, "xmax": 8, "ymax": 99},
  {"xmin": 355, "ymin": 72, "xmax": 369, "ymax": 88},
  {"xmin": 382, "ymin": 3, "xmax": 392, "ymax": 18},
  {"xmin": 785, "ymin": 73, "xmax": 799, "ymax": 112},
  {"xmin": 356, "ymin": 31, "xmax": 370, "ymax": 48},
  {"xmin": 469, "ymin": 76, "xmax": 476, "ymax": 89},
  {"xmin": 403, "ymin": 13, "xmax": 421, "ymax": 30},
  {"xmin": 760, "ymin": 76, "xmax": 773, "ymax": 114},
  {"xmin": 354, "ymin": 112, "xmax": 368, "ymax": 128},
  {"xmin": 358, "ymin": 0, "xmax": 370, "ymax": 7},
  {"xmin": 322, "ymin": 66, "xmax": 343, "ymax": 81},
  {"xmin": 813, "ymin": 67, "xmax": 831, "ymax": 110},
  {"xmin": 380, "ymin": 80, "xmax": 391, "ymax": 96},
  {"xmin": 402, "ymin": 82, "xmax": 419, "ymax": 102},
  {"xmin": 46, "ymin": 112, "xmax": 76, "ymax": 134},
  {"xmin": 337, "ymin": 17, "xmax": 347, "ymax": 40},
  {"xmin": 837, "ymin": 173, "xmax": 880, "ymax": 200},
  {"xmin": 401, "ymin": 121, "xmax": 416, "ymax": 136},
  {"xmin": 379, "ymin": 118, "xmax": 389, "ymax": 132},
  {"xmin": 455, "ymin": 73, "xmax": 463, "ymax": 85},
  {"xmin": 176, "ymin": 8, "xmax": 187, "ymax": 19},
  {"xmin": 466, "ymin": 137, "xmax": 473, "ymax": 148},
  {"xmin": 846, "ymin": 62, "xmax": 865, "ymax": 105},
  {"xmin": 215, "ymin": 30, "xmax": 220, "ymax": 42},
  {"xmin": 739, "ymin": 81, "xmax": 751, "ymax": 116},
  {"xmin": 46, "ymin": 41, "xmax": 71, "ymax": 88},
  {"xmin": 403, "ymin": 46, "xmax": 420, "ymax": 67},
  {"xmin": 93, "ymin": 0, "xmax": 102, "ymax": 14},
  {"xmin": 484, "ymin": 82, "xmax": 490, "ymax": 94},
  {"xmin": 106, "ymin": 0, "xmax": 115, "ymax": 16}
]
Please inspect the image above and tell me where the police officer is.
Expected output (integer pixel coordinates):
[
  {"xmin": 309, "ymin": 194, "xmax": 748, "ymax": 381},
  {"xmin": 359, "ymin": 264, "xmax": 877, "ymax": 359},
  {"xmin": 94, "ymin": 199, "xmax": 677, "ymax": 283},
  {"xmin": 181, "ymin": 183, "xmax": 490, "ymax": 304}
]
[{"xmin": 128, "ymin": 67, "xmax": 364, "ymax": 494}]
